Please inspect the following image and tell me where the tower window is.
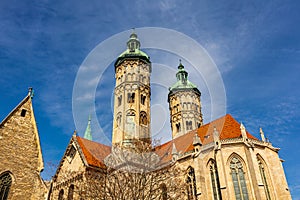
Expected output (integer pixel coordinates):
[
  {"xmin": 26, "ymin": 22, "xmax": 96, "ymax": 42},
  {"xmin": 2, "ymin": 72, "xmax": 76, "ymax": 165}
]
[
  {"xmin": 176, "ymin": 123, "xmax": 181, "ymax": 133},
  {"xmin": 20, "ymin": 109, "xmax": 27, "ymax": 117},
  {"xmin": 230, "ymin": 157, "xmax": 249, "ymax": 200},
  {"xmin": 140, "ymin": 112, "xmax": 147, "ymax": 125},
  {"xmin": 141, "ymin": 95, "xmax": 146, "ymax": 105},
  {"xmin": 127, "ymin": 93, "xmax": 135, "ymax": 103},
  {"xmin": 118, "ymin": 95, "xmax": 122, "ymax": 107},
  {"xmin": 186, "ymin": 121, "xmax": 192, "ymax": 130},
  {"xmin": 0, "ymin": 172, "xmax": 12, "ymax": 200}
]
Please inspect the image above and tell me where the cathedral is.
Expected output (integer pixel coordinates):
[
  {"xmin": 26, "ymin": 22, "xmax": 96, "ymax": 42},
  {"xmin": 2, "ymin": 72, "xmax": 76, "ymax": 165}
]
[{"xmin": 0, "ymin": 33, "xmax": 292, "ymax": 200}]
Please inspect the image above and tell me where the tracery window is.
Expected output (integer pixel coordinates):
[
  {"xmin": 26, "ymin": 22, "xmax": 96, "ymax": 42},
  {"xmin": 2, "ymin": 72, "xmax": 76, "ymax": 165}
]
[
  {"xmin": 186, "ymin": 167, "xmax": 197, "ymax": 200},
  {"xmin": 209, "ymin": 160, "xmax": 222, "ymax": 200},
  {"xmin": 67, "ymin": 184, "xmax": 74, "ymax": 200},
  {"xmin": 257, "ymin": 157, "xmax": 271, "ymax": 200},
  {"xmin": 0, "ymin": 172, "xmax": 12, "ymax": 200},
  {"xmin": 230, "ymin": 157, "xmax": 249, "ymax": 200},
  {"xmin": 58, "ymin": 189, "xmax": 64, "ymax": 200}
]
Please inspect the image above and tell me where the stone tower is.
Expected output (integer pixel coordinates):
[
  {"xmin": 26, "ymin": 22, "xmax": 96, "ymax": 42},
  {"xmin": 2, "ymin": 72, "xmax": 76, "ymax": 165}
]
[
  {"xmin": 112, "ymin": 32, "xmax": 152, "ymax": 146},
  {"xmin": 168, "ymin": 62, "xmax": 203, "ymax": 138}
]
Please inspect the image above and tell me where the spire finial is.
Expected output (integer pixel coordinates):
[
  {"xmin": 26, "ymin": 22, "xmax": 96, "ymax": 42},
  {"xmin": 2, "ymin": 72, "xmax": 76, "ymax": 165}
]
[
  {"xmin": 84, "ymin": 114, "xmax": 93, "ymax": 140},
  {"xmin": 260, "ymin": 127, "xmax": 266, "ymax": 142},
  {"xmin": 240, "ymin": 122, "xmax": 247, "ymax": 139},
  {"xmin": 178, "ymin": 59, "xmax": 184, "ymax": 70},
  {"xmin": 28, "ymin": 87, "xmax": 34, "ymax": 98}
]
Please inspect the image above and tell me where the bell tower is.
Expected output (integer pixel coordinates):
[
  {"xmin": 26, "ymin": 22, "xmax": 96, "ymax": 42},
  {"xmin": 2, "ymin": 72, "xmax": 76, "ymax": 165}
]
[
  {"xmin": 168, "ymin": 61, "xmax": 203, "ymax": 139},
  {"xmin": 112, "ymin": 32, "xmax": 152, "ymax": 146}
]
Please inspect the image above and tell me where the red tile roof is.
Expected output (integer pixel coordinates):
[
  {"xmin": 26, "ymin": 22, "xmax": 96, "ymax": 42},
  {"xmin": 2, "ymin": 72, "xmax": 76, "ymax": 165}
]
[
  {"xmin": 76, "ymin": 136, "xmax": 111, "ymax": 168},
  {"xmin": 76, "ymin": 114, "xmax": 257, "ymax": 168},
  {"xmin": 155, "ymin": 114, "xmax": 257, "ymax": 163}
]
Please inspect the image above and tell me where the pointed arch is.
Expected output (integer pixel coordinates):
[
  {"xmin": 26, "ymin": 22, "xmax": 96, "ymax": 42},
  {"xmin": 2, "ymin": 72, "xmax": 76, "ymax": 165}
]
[
  {"xmin": 0, "ymin": 171, "xmax": 12, "ymax": 200},
  {"xmin": 228, "ymin": 154, "xmax": 249, "ymax": 200},
  {"xmin": 257, "ymin": 154, "xmax": 272, "ymax": 200},
  {"xmin": 186, "ymin": 166, "xmax": 197, "ymax": 199},
  {"xmin": 207, "ymin": 159, "xmax": 222, "ymax": 200},
  {"xmin": 139, "ymin": 111, "xmax": 147, "ymax": 125}
]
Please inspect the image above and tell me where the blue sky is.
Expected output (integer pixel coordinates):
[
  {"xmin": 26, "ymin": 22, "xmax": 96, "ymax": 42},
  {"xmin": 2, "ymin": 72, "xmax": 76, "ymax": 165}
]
[{"xmin": 1, "ymin": 0, "xmax": 300, "ymax": 198}]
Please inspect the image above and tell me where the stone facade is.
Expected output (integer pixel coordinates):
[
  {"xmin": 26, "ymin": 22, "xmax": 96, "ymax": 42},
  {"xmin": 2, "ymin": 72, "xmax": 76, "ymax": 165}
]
[{"xmin": 0, "ymin": 91, "xmax": 47, "ymax": 199}]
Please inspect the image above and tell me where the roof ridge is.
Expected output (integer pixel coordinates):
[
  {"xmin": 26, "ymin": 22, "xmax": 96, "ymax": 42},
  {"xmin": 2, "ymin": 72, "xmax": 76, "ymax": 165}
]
[{"xmin": 0, "ymin": 94, "xmax": 30, "ymax": 126}]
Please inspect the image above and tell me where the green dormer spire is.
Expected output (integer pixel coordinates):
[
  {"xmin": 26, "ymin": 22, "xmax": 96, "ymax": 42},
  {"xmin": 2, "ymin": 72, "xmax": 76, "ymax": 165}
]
[{"xmin": 84, "ymin": 115, "xmax": 92, "ymax": 140}]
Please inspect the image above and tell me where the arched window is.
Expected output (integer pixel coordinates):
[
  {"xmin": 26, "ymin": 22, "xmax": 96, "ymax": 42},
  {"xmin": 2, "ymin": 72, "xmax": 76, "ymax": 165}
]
[
  {"xmin": 67, "ymin": 184, "xmax": 74, "ymax": 200},
  {"xmin": 140, "ymin": 95, "xmax": 146, "ymax": 105},
  {"xmin": 118, "ymin": 95, "xmax": 122, "ymax": 107},
  {"xmin": 58, "ymin": 189, "xmax": 64, "ymax": 200},
  {"xmin": 186, "ymin": 167, "xmax": 197, "ymax": 200},
  {"xmin": 257, "ymin": 157, "xmax": 271, "ymax": 200},
  {"xmin": 0, "ymin": 172, "xmax": 12, "ymax": 200},
  {"xmin": 230, "ymin": 157, "xmax": 249, "ymax": 200},
  {"xmin": 176, "ymin": 123, "xmax": 181, "ymax": 133},
  {"xmin": 160, "ymin": 183, "xmax": 168, "ymax": 200},
  {"xmin": 209, "ymin": 160, "xmax": 222, "ymax": 200}
]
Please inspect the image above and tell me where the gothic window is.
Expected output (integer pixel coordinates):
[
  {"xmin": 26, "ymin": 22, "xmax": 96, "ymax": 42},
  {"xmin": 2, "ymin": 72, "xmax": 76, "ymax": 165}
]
[
  {"xmin": 67, "ymin": 184, "xmax": 74, "ymax": 200},
  {"xmin": 186, "ymin": 121, "xmax": 193, "ymax": 130},
  {"xmin": 127, "ymin": 93, "xmax": 135, "ymax": 103},
  {"xmin": 0, "ymin": 172, "xmax": 12, "ymax": 200},
  {"xmin": 209, "ymin": 160, "xmax": 222, "ymax": 200},
  {"xmin": 186, "ymin": 167, "xmax": 197, "ymax": 200},
  {"xmin": 257, "ymin": 157, "xmax": 271, "ymax": 200},
  {"xmin": 118, "ymin": 95, "xmax": 122, "ymax": 106},
  {"xmin": 160, "ymin": 183, "xmax": 168, "ymax": 200},
  {"xmin": 140, "ymin": 112, "xmax": 147, "ymax": 125},
  {"xmin": 230, "ymin": 157, "xmax": 249, "ymax": 200},
  {"xmin": 58, "ymin": 189, "xmax": 64, "ymax": 200},
  {"xmin": 176, "ymin": 123, "xmax": 181, "ymax": 133},
  {"xmin": 141, "ymin": 95, "xmax": 146, "ymax": 105}
]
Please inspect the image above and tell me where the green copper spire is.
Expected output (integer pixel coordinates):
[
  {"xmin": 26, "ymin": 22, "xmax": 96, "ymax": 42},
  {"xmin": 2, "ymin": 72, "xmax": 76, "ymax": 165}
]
[
  {"xmin": 169, "ymin": 60, "xmax": 200, "ymax": 94},
  {"xmin": 115, "ymin": 29, "xmax": 150, "ymax": 67},
  {"xmin": 84, "ymin": 114, "xmax": 93, "ymax": 140}
]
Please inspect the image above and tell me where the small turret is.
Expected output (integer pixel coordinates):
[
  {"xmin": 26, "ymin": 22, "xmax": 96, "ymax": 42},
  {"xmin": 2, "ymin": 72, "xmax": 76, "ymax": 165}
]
[{"xmin": 84, "ymin": 115, "xmax": 92, "ymax": 140}]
